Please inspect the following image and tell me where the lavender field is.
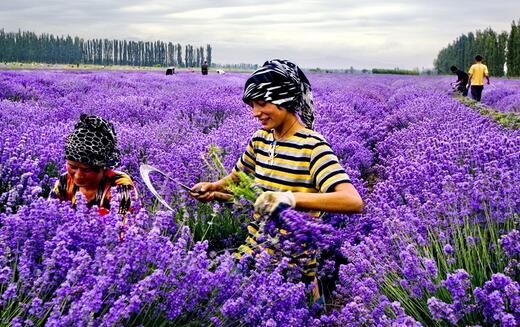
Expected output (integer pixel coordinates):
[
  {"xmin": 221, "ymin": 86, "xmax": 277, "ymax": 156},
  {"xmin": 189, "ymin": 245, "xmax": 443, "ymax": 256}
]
[{"xmin": 0, "ymin": 70, "xmax": 519, "ymax": 326}]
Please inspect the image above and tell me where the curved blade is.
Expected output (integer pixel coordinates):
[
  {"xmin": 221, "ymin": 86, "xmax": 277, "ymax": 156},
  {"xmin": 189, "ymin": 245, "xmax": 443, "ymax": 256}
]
[{"xmin": 139, "ymin": 164, "xmax": 192, "ymax": 211}]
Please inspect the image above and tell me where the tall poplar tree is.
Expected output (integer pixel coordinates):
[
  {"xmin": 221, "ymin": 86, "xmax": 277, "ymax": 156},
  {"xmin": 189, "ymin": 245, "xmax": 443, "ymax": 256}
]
[{"xmin": 507, "ymin": 20, "xmax": 519, "ymax": 76}]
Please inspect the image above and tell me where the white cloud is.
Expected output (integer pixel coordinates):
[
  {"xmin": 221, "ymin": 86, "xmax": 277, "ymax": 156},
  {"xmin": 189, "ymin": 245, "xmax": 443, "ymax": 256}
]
[{"xmin": 0, "ymin": 0, "xmax": 518, "ymax": 68}]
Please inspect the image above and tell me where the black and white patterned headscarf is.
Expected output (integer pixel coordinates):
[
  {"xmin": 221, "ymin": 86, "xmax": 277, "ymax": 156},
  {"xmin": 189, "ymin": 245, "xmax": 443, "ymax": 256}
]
[
  {"xmin": 65, "ymin": 114, "xmax": 121, "ymax": 168},
  {"xmin": 243, "ymin": 59, "xmax": 315, "ymax": 129}
]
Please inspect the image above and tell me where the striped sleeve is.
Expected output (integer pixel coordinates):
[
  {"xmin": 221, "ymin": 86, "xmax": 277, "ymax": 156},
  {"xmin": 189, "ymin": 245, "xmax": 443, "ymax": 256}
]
[
  {"xmin": 310, "ymin": 141, "xmax": 351, "ymax": 192},
  {"xmin": 233, "ymin": 137, "xmax": 256, "ymax": 175}
]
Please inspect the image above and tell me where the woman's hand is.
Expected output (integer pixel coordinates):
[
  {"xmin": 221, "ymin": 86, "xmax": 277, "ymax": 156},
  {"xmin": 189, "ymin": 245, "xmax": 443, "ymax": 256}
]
[
  {"xmin": 254, "ymin": 191, "xmax": 296, "ymax": 215},
  {"xmin": 190, "ymin": 182, "xmax": 216, "ymax": 202}
]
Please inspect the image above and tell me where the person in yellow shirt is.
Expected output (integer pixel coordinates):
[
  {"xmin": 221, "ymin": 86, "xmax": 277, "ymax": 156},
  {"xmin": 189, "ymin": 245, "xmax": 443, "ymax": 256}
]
[{"xmin": 467, "ymin": 55, "xmax": 490, "ymax": 102}]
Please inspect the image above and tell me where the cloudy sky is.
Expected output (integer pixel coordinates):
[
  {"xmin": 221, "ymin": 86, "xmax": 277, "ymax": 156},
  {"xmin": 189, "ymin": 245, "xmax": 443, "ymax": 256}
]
[{"xmin": 1, "ymin": 1, "xmax": 518, "ymax": 69}]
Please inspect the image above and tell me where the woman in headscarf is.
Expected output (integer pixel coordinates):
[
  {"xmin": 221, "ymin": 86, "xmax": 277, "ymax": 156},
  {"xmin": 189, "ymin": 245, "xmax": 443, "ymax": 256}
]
[
  {"xmin": 191, "ymin": 59, "xmax": 363, "ymax": 302},
  {"xmin": 50, "ymin": 114, "xmax": 138, "ymax": 216}
]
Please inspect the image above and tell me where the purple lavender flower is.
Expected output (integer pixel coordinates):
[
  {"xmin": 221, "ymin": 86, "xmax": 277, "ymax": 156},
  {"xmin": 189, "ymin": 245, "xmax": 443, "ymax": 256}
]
[
  {"xmin": 500, "ymin": 229, "xmax": 519, "ymax": 258},
  {"xmin": 1, "ymin": 71, "xmax": 519, "ymax": 325},
  {"xmin": 427, "ymin": 269, "xmax": 473, "ymax": 325},
  {"xmin": 474, "ymin": 273, "xmax": 519, "ymax": 325},
  {"xmin": 443, "ymin": 244, "xmax": 454, "ymax": 256}
]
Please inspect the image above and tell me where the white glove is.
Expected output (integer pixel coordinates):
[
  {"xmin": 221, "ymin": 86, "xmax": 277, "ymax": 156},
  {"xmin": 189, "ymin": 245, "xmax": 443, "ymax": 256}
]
[{"xmin": 254, "ymin": 191, "xmax": 296, "ymax": 216}]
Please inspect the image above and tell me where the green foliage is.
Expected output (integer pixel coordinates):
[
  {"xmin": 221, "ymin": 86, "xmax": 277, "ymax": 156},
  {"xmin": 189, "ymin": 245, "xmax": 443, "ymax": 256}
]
[
  {"xmin": 454, "ymin": 94, "xmax": 520, "ymax": 129},
  {"xmin": 141, "ymin": 144, "xmax": 260, "ymax": 252},
  {"xmin": 201, "ymin": 145, "xmax": 228, "ymax": 179},
  {"xmin": 176, "ymin": 145, "xmax": 259, "ymax": 251},
  {"xmin": 507, "ymin": 20, "xmax": 520, "ymax": 77},
  {"xmin": 176, "ymin": 201, "xmax": 249, "ymax": 252},
  {"xmin": 227, "ymin": 171, "xmax": 259, "ymax": 204},
  {"xmin": 486, "ymin": 111, "xmax": 520, "ymax": 129},
  {"xmin": 203, "ymin": 145, "xmax": 260, "ymax": 203}
]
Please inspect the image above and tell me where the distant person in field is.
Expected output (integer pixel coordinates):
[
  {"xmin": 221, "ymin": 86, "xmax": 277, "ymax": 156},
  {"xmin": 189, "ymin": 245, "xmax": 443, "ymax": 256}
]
[
  {"xmin": 450, "ymin": 65, "xmax": 468, "ymax": 96},
  {"xmin": 467, "ymin": 55, "xmax": 490, "ymax": 102},
  {"xmin": 190, "ymin": 59, "xmax": 364, "ymax": 304},
  {"xmin": 201, "ymin": 61, "xmax": 209, "ymax": 75},
  {"xmin": 50, "ymin": 114, "xmax": 138, "ymax": 217}
]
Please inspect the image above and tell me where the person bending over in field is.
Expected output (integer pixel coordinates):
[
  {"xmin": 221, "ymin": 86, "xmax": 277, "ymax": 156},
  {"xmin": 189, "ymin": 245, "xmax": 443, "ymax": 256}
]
[
  {"xmin": 50, "ymin": 114, "xmax": 138, "ymax": 217},
  {"xmin": 450, "ymin": 65, "xmax": 468, "ymax": 96},
  {"xmin": 190, "ymin": 59, "xmax": 364, "ymax": 303}
]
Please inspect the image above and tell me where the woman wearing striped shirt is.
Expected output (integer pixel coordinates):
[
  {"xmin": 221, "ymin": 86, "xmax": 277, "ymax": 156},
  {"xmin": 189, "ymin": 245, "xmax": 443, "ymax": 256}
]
[{"xmin": 191, "ymin": 59, "xmax": 363, "ymax": 300}]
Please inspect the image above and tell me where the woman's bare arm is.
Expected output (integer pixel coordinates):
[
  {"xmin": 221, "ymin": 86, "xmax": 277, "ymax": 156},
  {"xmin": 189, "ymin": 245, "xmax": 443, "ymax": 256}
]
[{"xmin": 293, "ymin": 183, "xmax": 364, "ymax": 213}]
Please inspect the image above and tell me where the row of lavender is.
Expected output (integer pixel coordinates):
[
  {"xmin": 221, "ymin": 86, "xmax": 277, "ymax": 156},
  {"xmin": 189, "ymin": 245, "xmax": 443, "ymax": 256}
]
[
  {"xmin": 310, "ymin": 74, "xmax": 519, "ymax": 325},
  {"xmin": 480, "ymin": 79, "xmax": 520, "ymax": 112},
  {"xmin": 0, "ymin": 70, "xmax": 518, "ymax": 326},
  {"xmin": 433, "ymin": 74, "xmax": 520, "ymax": 113}
]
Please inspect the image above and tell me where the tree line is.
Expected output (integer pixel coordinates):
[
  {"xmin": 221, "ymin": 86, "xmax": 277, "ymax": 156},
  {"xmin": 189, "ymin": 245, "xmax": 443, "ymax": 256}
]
[
  {"xmin": 0, "ymin": 29, "xmax": 213, "ymax": 68},
  {"xmin": 372, "ymin": 68, "xmax": 419, "ymax": 75},
  {"xmin": 434, "ymin": 20, "xmax": 520, "ymax": 77}
]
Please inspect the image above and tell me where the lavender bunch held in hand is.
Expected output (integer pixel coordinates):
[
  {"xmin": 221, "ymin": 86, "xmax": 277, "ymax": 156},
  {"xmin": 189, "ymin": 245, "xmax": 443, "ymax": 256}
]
[{"xmin": 265, "ymin": 203, "xmax": 336, "ymax": 253}]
